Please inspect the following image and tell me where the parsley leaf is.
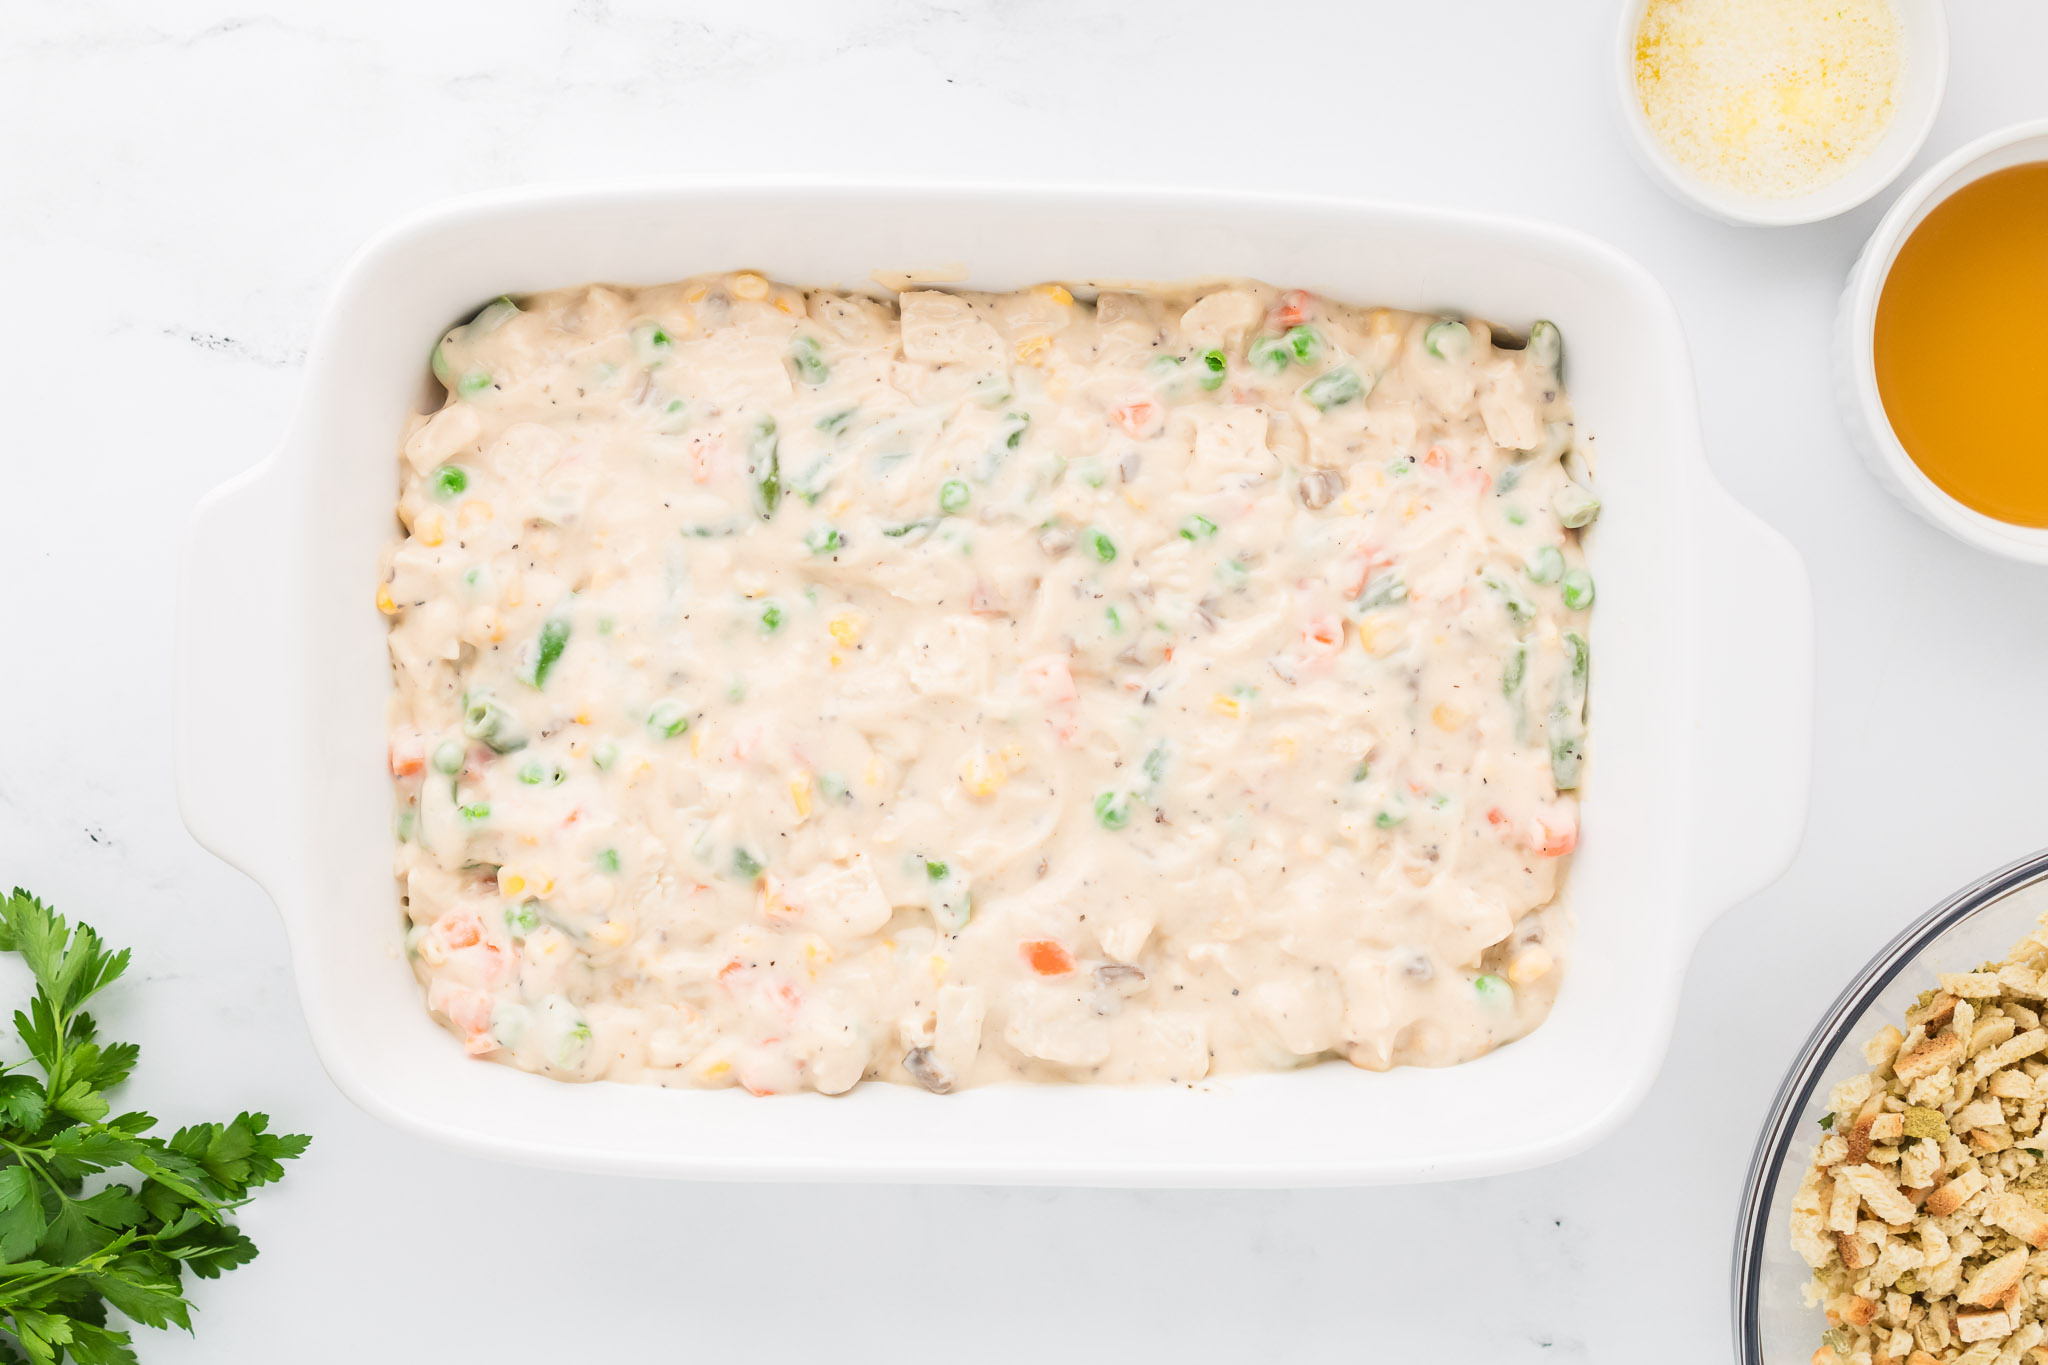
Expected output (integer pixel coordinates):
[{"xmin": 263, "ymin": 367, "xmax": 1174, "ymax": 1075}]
[{"xmin": 0, "ymin": 890, "xmax": 309, "ymax": 1362}]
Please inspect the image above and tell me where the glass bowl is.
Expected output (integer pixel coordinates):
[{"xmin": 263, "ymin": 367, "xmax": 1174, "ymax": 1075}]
[{"xmin": 1734, "ymin": 846, "xmax": 2048, "ymax": 1361}]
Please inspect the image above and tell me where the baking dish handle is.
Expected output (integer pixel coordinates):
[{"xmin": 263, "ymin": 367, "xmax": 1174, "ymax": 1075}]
[
  {"xmin": 1682, "ymin": 489, "xmax": 1813, "ymax": 935},
  {"xmin": 174, "ymin": 454, "xmax": 304, "ymax": 900}
]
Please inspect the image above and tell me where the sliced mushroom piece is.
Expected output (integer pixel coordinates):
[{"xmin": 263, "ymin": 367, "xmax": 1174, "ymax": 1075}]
[
  {"xmin": 1095, "ymin": 963, "xmax": 1148, "ymax": 991},
  {"xmin": 903, "ymin": 1047, "xmax": 955, "ymax": 1095},
  {"xmin": 1298, "ymin": 468, "xmax": 1345, "ymax": 510}
]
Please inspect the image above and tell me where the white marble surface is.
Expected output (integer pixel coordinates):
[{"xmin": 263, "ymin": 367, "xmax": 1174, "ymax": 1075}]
[{"xmin": 4, "ymin": 1, "xmax": 2047, "ymax": 1359}]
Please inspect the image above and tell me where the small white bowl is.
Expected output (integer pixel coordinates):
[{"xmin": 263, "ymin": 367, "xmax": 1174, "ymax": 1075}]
[
  {"xmin": 1613, "ymin": 0, "xmax": 1948, "ymax": 226},
  {"xmin": 1836, "ymin": 118, "xmax": 2048, "ymax": 562}
]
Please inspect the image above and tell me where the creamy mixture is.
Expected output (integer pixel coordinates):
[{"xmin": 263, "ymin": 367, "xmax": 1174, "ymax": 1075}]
[{"xmin": 379, "ymin": 272, "xmax": 1598, "ymax": 1095}]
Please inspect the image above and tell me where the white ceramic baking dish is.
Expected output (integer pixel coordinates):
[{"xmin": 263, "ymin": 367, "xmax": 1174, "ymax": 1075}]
[{"xmin": 174, "ymin": 182, "xmax": 1812, "ymax": 1186}]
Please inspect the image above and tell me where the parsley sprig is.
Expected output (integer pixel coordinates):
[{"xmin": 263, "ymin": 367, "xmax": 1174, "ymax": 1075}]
[{"xmin": 0, "ymin": 890, "xmax": 308, "ymax": 1364}]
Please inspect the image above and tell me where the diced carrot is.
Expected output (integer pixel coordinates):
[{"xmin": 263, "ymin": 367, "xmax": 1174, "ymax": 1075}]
[
  {"xmin": 1485, "ymin": 807, "xmax": 1508, "ymax": 827},
  {"xmin": 1021, "ymin": 655, "xmax": 1077, "ymax": 705},
  {"xmin": 388, "ymin": 735, "xmax": 425, "ymax": 777},
  {"xmin": 1458, "ymin": 467, "xmax": 1492, "ymax": 495},
  {"xmin": 1021, "ymin": 939, "xmax": 1075, "ymax": 976},
  {"xmin": 437, "ymin": 912, "xmax": 482, "ymax": 950},
  {"xmin": 1110, "ymin": 397, "xmax": 1163, "ymax": 439},
  {"xmin": 1273, "ymin": 289, "xmax": 1313, "ymax": 328},
  {"xmin": 1533, "ymin": 809, "xmax": 1578, "ymax": 857},
  {"xmin": 717, "ymin": 958, "xmax": 746, "ymax": 987},
  {"xmin": 1299, "ymin": 614, "xmax": 1345, "ymax": 657},
  {"xmin": 1422, "ymin": 445, "xmax": 1449, "ymax": 471}
]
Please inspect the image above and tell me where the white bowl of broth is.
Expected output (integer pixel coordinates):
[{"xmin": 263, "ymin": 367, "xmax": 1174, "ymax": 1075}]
[{"xmin": 1838, "ymin": 119, "xmax": 2048, "ymax": 559}]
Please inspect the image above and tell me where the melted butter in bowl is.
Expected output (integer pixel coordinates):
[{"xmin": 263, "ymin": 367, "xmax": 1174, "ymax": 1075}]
[{"xmin": 380, "ymin": 275, "xmax": 1598, "ymax": 1096}]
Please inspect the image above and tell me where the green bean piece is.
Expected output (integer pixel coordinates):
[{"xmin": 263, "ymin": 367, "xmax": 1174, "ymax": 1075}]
[
  {"xmin": 1284, "ymin": 326, "xmax": 1323, "ymax": 363},
  {"xmin": 1525, "ymin": 545, "xmax": 1565, "ymax": 584},
  {"xmin": 431, "ymin": 465, "xmax": 468, "ymax": 500},
  {"xmin": 1357, "ymin": 571, "xmax": 1408, "ymax": 610},
  {"xmin": 430, "ymin": 343, "xmax": 454, "ymax": 387},
  {"xmin": 1179, "ymin": 514, "xmax": 1217, "ymax": 540},
  {"xmin": 816, "ymin": 407, "xmax": 857, "ymax": 436},
  {"xmin": 1090, "ymin": 530, "xmax": 1117, "ymax": 563},
  {"xmin": 1200, "ymin": 349, "xmax": 1228, "ymax": 390},
  {"xmin": 749, "ymin": 417, "xmax": 781, "ymax": 519},
  {"xmin": 432, "ymin": 740, "xmax": 466, "ymax": 775},
  {"xmin": 1563, "ymin": 631, "xmax": 1590, "ymax": 697},
  {"xmin": 1554, "ymin": 480, "xmax": 1601, "ymax": 529},
  {"xmin": 461, "ymin": 696, "xmax": 526, "ymax": 753},
  {"xmin": 926, "ymin": 859, "xmax": 949, "ymax": 881},
  {"xmin": 790, "ymin": 335, "xmax": 829, "ymax": 384},
  {"xmin": 457, "ymin": 802, "xmax": 490, "ymax": 825},
  {"xmin": 469, "ymin": 296, "xmax": 519, "ymax": 333},
  {"xmin": 517, "ymin": 760, "xmax": 563, "ymax": 786},
  {"xmin": 1248, "ymin": 333, "xmax": 1292, "ymax": 373},
  {"xmin": 1142, "ymin": 741, "xmax": 1169, "ymax": 787},
  {"xmin": 939, "ymin": 480, "xmax": 971, "ymax": 515},
  {"xmin": 505, "ymin": 901, "xmax": 541, "ymax": 937},
  {"xmin": 1352, "ymin": 761, "xmax": 1370, "ymax": 782},
  {"xmin": 1093, "ymin": 791, "xmax": 1134, "ymax": 830},
  {"xmin": 1502, "ymin": 644, "xmax": 1527, "ymax": 696},
  {"xmin": 592, "ymin": 740, "xmax": 619, "ymax": 770},
  {"xmin": 1550, "ymin": 730, "xmax": 1585, "ymax": 790},
  {"xmin": 394, "ymin": 808, "xmax": 416, "ymax": 841},
  {"xmin": 527, "ymin": 618, "xmax": 570, "ymax": 689},
  {"xmin": 457, "ymin": 370, "xmax": 492, "ymax": 399},
  {"xmin": 1424, "ymin": 319, "xmax": 1473, "ymax": 362},
  {"xmin": 759, "ymin": 601, "xmax": 784, "ymax": 632},
  {"xmin": 732, "ymin": 848, "xmax": 765, "ymax": 880},
  {"xmin": 882, "ymin": 519, "xmax": 937, "ymax": 538},
  {"xmin": 1374, "ymin": 807, "xmax": 1406, "ymax": 829},
  {"xmin": 1561, "ymin": 568, "xmax": 1595, "ymax": 611},
  {"xmin": 1000, "ymin": 412, "xmax": 1031, "ymax": 450},
  {"xmin": 1302, "ymin": 367, "xmax": 1364, "ymax": 411},
  {"xmin": 1481, "ymin": 571, "xmax": 1536, "ymax": 625},
  {"xmin": 647, "ymin": 699, "xmax": 691, "ymax": 739},
  {"xmin": 1526, "ymin": 319, "xmax": 1563, "ymax": 374},
  {"xmin": 596, "ymin": 848, "xmax": 621, "ymax": 874},
  {"xmin": 804, "ymin": 525, "xmax": 845, "ymax": 555},
  {"xmin": 1473, "ymin": 973, "xmax": 1513, "ymax": 1005}
]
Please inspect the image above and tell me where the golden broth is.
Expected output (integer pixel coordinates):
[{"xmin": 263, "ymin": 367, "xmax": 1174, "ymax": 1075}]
[{"xmin": 1874, "ymin": 162, "xmax": 2048, "ymax": 526}]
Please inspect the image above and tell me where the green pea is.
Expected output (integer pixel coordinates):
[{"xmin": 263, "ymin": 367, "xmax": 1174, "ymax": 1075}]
[
  {"xmin": 1090, "ymin": 531, "xmax": 1117, "ymax": 563},
  {"xmin": 1474, "ymin": 973, "xmax": 1513, "ymax": 1005},
  {"xmin": 431, "ymin": 465, "xmax": 469, "ymax": 499},
  {"xmin": 1561, "ymin": 568, "xmax": 1595, "ymax": 611},
  {"xmin": 1200, "ymin": 349, "xmax": 1228, "ymax": 390},
  {"xmin": 394, "ymin": 808, "xmax": 415, "ymax": 841},
  {"xmin": 647, "ymin": 700, "xmax": 691, "ymax": 738},
  {"xmin": 1248, "ymin": 334, "xmax": 1291, "ymax": 373},
  {"xmin": 518, "ymin": 761, "xmax": 546, "ymax": 785},
  {"xmin": 592, "ymin": 740, "xmax": 618, "ymax": 770},
  {"xmin": 790, "ymin": 335, "xmax": 829, "ymax": 384},
  {"xmin": 1554, "ymin": 480, "xmax": 1601, "ymax": 529},
  {"xmin": 458, "ymin": 802, "xmax": 490, "ymax": 824},
  {"xmin": 1105, "ymin": 606, "xmax": 1123, "ymax": 633},
  {"xmin": 805, "ymin": 525, "xmax": 845, "ymax": 555},
  {"xmin": 596, "ymin": 848, "xmax": 621, "ymax": 874},
  {"xmin": 1525, "ymin": 545, "xmax": 1565, "ymax": 584},
  {"xmin": 432, "ymin": 740, "xmax": 465, "ymax": 775},
  {"xmin": 926, "ymin": 859, "xmax": 949, "ymax": 880},
  {"xmin": 1424, "ymin": 319, "xmax": 1472, "ymax": 362},
  {"xmin": 1179, "ymin": 514, "xmax": 1218, "ymax": 540},
  {"xmin": 1094, "ymin": 791, "xmax": 1134, "ymax": 830},
  {"xmin": 1001, "ymin": 412, "xmax": 1031, "ymax": 450},
  {"xmin": 1284, "ymin": 326, "xmax": 1323, "ymax": 363},
  {"xmin": 505, "ymin": 901, "xmax": 541, "ymax": 937},
  {"xmin": 633, "ymin": 323, "xmax": 673, "ymax": 366},
  {"xmin": 760, "ymin": 601, "xmax": 784, "ymax": 632},
  {"xmin": 457, "ymin": 370, "xmax": 492, "ymax": 399},
  {"xmin": 939, "ymin": 480, "xmax": 971, "ymax": 515}
]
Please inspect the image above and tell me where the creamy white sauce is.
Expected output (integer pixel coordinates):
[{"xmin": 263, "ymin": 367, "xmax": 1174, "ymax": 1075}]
[{"xmin": 380, "ymin": 273, "xmax": 1593, "ymax": 1095}]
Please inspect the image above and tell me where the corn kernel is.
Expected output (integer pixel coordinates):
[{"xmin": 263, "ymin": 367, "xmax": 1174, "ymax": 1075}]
[
  {"xmin": 790, "ymin": 771, "xmax": 813, "ymax": 819},
  {"xmin": 1046, "ymin": 373, "xmax": 1069, "ymax": 400},
  {"xmin": 1016, "ymin": 335, "xmax": 1051, "ymax": 365},
  {"xmin": 501, "ymin": 872, "xmax": 526, "ymax": 897},
  {"xmin": 591, "ymin": 918, "xmax": 630, "ymax": 948},
  {"xmin": 1271, "ymin": 734, "xmax": 1298, "ymax": 761},
  {"xmin": 415, "ymin": 511, "xmax": 446, "ymax": 547},
  {"xmin": 829, "ymin": 652, "xmax": 844, "ymax": 668},
  {"xmin": 828, "ymin": 612, "xmax": 863, "ymax": 646},
  {"xmin": 1210, "ymin": 694, "xmax": 1241, "ymax": 718},
  {"xmin": 999, "ymin": 743, "xmax": 1027, "ymax": 773},
  {"xmin": 1432, "ymin": 703, "xmax": 1469, "ymax": 732},
  {"xmin": 1032, "ymin": 283, "xmax": 1074, "ymax": 307},
  {"xmin": 575, "ymin": 708, "xmax": 592, "ymax": 726},
  {"xmin": 1357, "ymin": 618, "xmax": 1404, "ymax": 659},
  {"xmin": 1402, "ymin": 499, "xmax": 1420, "ymax": 522},
  {"xmin": 1122, "ymin": 490, "xmax": 1148, "ymax": 513},
  {"xmin": 533, "ymin": 874, "xmax": 555, "ymax": 896},
  {"xmin": 459, "ymin": 500, "xmax": 493, "ymax": 527},
  {"xmin": 774, "ymin": 295, "xmax": 795, "ymax": 314},
  {"xmin": 730, "ymin": 272, "xmax": 769, "ymax": 300},
  {"xmin": 1509, "ymin": 946, "xmax": 1554, "ymax": 985},
  {"xmin": 700, "ymin": 1059, "xmax": 732, "ymax": 1079},
  {"xmin": 686, "ymin": 285, "xmax": 709, "ymax": 303},
  {"xmin": 690, "ymin": 726, "xmax": 706, "ymax": 758},
  {"xmin": 417, "ymin": 938, "xmax": 448, "ymax": 967},
  {"xmin": 865, "ymin": 758, "xmax": 883, "ymax": 787},
  {"xmin": 960, "ymin": 750, "xmax": 1007, "ymax": 797},
  {"xmin": 928, "ymin": 954, "xmax": 949, "ymax": 980},
  {"xmin": 375, "ymin": 585, "xmax": 397, "ymax": 615}
]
